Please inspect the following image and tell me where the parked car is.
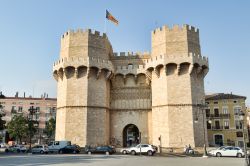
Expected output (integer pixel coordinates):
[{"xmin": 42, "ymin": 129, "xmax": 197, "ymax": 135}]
[
  {"xmin": 122, "ymin": 144, "xmax": 157, "ymax": 156},
  {"xmin": 0, "ymin": 142, "xmax": 8, "ymax": 148},
  {"xmin": 5, "ymin": 145, "xmax": 27, "ymax": 153},
  {"xmin": 31, "ymin": 145, "xmax": 49, "ymax": 154},
  {"xmin": 120, "ymin": 147, "xmax": 130, "ymax": 154},
  {"xmin": 58, "ymin": 145, "xmax": 81, "ymax": 154},
  {"xmin": 48, "ymin": 141, "xmax": 71, "ymax": 153},
  {"xmin": 85, "ymin": 146, "xmax": 116, "ymax": 154},
  {"xmin": 208, "ymin": 146, "xmax": 244, "ymax": 157}
]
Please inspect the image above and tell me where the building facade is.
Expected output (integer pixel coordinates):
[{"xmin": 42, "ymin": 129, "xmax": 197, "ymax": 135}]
[
  {"xmin": 53, "ymin": 24, "xmax": 209, "ymax": 148},
  {"xmin": 0, "ymin": 92, "xmax": 56, "ymax": 143},
  {"xmin": 205, "ymin": 93, "xmax": 247, "ymax": 147}
]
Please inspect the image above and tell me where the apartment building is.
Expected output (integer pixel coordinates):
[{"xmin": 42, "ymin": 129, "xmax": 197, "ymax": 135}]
[
  {"xmin": 205, "ymin": 93, "xmax": 247, "ymax": 147},
  {"xmin": 0, "ymin": 92, "xmax": 56, "ymax": 143}
]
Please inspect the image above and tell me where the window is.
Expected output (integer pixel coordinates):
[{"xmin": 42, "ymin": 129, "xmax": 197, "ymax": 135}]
[
  {"xmin": 224, "ymin": 121, "xmax": 229, "ymax": 129},
  {"xmin": 11, "ymin": 106, "xmax": 17, "ymax": 113},
  {"xmin": 236, "ymin": 131, "xmax": 243, "ymax": 137},
  {"xmin": 225, "ymin": 147, "xmax": 233, "ymax": 150},
  {"xmin": 36, "ymin": 107, "xmax": 40, "ymax": 113},
  {"xmin": 214, "ymin": 108, "xmax": 219, "ymax": 117},
  {"xmin": 234, "ymin": 100, "xmax": 238, "ymax": 104},
  {"xmin": 205, "ymin": 109, "xmax": 210, "ymax": 117},
  {"xmin": 18, "ymin": 106, "xmax": 23, "ymax": 112},
  {"xmin": 215, "ymin": 121, "xmax": 220, "ymax": 129},
  {"xmin": 128, "ymin": 64, "xmax": 133, "ymax": 69},
  {"xmin": 35, "ymin": 114, "xmax": 40, "ymax": 120},
  {"xmin": 30, "ymin": 102, "xmax": 34, "ymax": 105},
  {"xmin": 214, "ymin": 101, "xmax": 218, "ymax": 104},
  {"xmin": 234, "ymin": 107, "xmax": 241, "ymax": 115},
  {"xmin": 207, "ymin": 121, "xmax": 211, "ymax": 129},
  {"xmin": 235, "ymin": 120, "xmax": 243, "ymax": 129},
  {"xmin": 222, "ymin": 108, "xmax": 228, "ymax": 114}
]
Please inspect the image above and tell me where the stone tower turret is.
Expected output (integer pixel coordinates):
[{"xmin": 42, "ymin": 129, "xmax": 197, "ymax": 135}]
[
  {"xmin": 53, "ymin": 29, "xmax": 113, "ymax": 146},
  {"xmin": 152, "ymin": 24, "xmax": 200, "ymax": 57},
  {"xmin": 149, "ymin": 24, "xmax": 209, "ymax": 147}
]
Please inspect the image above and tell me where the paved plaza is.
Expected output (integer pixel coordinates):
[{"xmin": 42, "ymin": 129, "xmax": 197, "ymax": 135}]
[{"xmin": 0, "ymin": 154, "xmax": 244, "ymax": 166}]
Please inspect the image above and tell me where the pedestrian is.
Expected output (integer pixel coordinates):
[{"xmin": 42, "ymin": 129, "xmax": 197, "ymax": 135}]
[
  {"xmin": 129, "ymin": 139, "xmax": 132, "ymax": 147},
  {"xmin": 184, "ymin": 145, "xmax": 188, "ymax": 154}
]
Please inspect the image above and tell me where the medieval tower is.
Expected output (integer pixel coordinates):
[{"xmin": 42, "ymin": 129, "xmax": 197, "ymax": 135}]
[{"xmin": 53, "ymin": 24, "xmax": 209, "ymax": 148}]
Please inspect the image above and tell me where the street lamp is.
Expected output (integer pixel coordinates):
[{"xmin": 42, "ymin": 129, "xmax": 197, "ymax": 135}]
[
  {"xmin": 27, "ymin": 106, "xmax": 38, "ymax": 152},
  {"xmin": 194, "ymin": 103, "xmax": 208, "ymax": 157},
  {"xmin": 239, "ymin": 109, "xmax": 249, "ymax": 166}
]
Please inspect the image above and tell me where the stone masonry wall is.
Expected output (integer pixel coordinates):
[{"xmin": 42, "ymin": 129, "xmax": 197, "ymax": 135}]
[{"xmin": 110, "ymin": 109, "xmax": 151, "ymax": 146}]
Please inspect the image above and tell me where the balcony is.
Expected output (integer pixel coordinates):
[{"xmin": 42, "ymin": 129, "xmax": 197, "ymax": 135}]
[
  {"xmin": 211, "ymin": 126, "xmax": 224, "ymax": 130},
  {"xmin": 206, "ymin": 114, "xmax": 230, "ymax": 119},
  {"xmin": 11, "ymin": 109, "xmax": 17, "ymax": 114}
]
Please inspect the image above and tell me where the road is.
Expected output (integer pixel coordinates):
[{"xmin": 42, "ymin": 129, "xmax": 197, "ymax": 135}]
[{"xmin": 0, "ymin": 154, "xmax": 245, "ymax": 166}]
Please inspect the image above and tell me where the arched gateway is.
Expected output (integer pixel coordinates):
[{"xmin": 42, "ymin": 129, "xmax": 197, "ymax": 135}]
[
  {"xmin": 53, "ymin": 25, "xmax": 209, "ymax": 148},
  {"xmin": 123, "ymin": 124, "xmax": 139, "ymax": 147}
]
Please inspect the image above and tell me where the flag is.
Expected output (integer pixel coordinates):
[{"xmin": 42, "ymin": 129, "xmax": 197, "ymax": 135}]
[{"xmin": 106, "ymin": 10, "xmax": 119, "ymax": 25}]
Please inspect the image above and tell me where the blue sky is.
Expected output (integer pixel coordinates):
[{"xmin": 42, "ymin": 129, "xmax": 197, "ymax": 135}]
[{"xmin": 0, "ymin": 0, "xmax": 249, "ymax": 105}]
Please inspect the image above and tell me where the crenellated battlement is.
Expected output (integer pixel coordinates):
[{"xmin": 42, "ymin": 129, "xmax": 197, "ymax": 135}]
[
  {"xmin": 111, "ymin": 51, "xmax": 150, "ymax": 60},
  {"xmin": 113, "ymin": 51, "xmax": 150, "ymax": 57},
  {"xmin": 144, "ymin": 53, "xmax": 208, "ymax": 66},
  {"xmin": 53, "ymin": 56, "xmax": 114, "ymax": 72},
  {"xmin": 152, "ymin": 24, "xmax": 199, "ymax": 35},
  {"xmin": 112, "ymin": 52, "xmax": 209, "ymax": 78},
  {"xmin": 61, "ymin": 29, "xmax": 107, "ymax": 39},
  {"xmin": 151, "ymin": 24, "xmax": 201, "ymax": 57}
]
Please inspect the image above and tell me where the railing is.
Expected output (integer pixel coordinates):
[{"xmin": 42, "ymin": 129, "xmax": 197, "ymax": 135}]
[
  {"xmin": 208, "ymin": 126, "xmax": 229, "ymax": 130},
  {"xmin": 206, "ymin": 114, "xmax": 230, "ymax": 119},
  {"xmin": 211, "ymin": 126, "xmax": 224, "ymax": 130}
]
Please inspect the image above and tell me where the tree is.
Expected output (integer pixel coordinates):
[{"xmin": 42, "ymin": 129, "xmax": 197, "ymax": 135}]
[
  {"xmin": 0, "ymin": 104, "xmax": 6, "ymax": 130},
  {"xmin": 0, "ymin": 114, "xmax": 6, "ymax": 130},
  {"xmin": 44, "ymin": 118, "xmax": 56, "ymax": 141},
  {"xmin": 7, "ymin": 115, "xmax": 28, "ymax": 143}
]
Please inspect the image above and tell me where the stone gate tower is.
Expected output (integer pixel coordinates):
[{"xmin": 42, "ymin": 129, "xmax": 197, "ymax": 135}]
[
  {"xmin": 53, "ymin": 30, "xmax": 114, "ymax": 146},
  {"xmin": 53, "ymin": 24, "xmax": 209, "ymax": 148},
  {"xmin": 150, "ymin": 25, "xmax": 208, "ymax": 147}
]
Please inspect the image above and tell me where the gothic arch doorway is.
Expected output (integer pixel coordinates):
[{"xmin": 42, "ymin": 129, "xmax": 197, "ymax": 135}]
[{"xmin": 123, "ymin": 124, "xmax": 139, "ymax": 147}]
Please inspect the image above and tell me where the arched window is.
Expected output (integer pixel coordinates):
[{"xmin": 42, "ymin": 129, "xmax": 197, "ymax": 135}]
[{"xmin": 128, "ymin": 64, "xmax": 133, "ymax": 69}]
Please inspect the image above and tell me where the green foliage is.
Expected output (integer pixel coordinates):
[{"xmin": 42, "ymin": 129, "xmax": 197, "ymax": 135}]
[
  {"xmin": 7, "ymin": 115, "xmax": 28, "ymax": 143},
  {"xmin": 26, "ymin": 120, "xmax": 38, "ymax": 139},
  {"xmin": 0, "ymin": 114, "xmax": 6, "ymax": 130},
  {"xmin": 44, "ymin": 118, "xmax": 56, "ymax": 139},
  {"xmin": 0, "ymin": 104, "xmax": 6, "ymax": 130}
]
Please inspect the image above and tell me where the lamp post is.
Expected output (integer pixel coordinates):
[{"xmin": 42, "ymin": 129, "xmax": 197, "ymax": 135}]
[
  {"xmin": 195, "ymin": 103, "xmax": 208, "ymax": 157},
  {"xmin": 239, "ymin": 109, "xmax": 249, "ymax": 166},
  {"xmin": 27, "ymin": 106, "xmax": 37, "ymax": 152}
]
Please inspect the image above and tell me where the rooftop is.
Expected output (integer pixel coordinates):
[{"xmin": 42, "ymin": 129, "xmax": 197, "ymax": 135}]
[{"xmin": 205, "ymin": 93, "xmax": 246, "ymax": 100}]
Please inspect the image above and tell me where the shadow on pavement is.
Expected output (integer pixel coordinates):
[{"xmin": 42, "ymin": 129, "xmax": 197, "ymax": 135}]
[{"xmin": 0, "ymin": 154, "xmax": 125, "ymax": 166}]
